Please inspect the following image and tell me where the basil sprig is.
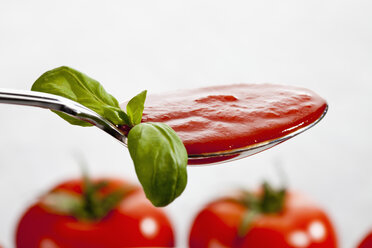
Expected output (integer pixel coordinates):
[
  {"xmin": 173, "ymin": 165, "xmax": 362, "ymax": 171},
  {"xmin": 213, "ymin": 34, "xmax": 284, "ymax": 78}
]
[{"xmin": 31, "ymin": 66, "xmax": 188, "ymax": 206}]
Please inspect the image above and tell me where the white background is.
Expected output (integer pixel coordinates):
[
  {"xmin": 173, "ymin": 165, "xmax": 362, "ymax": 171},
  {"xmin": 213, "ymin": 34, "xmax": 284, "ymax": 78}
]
[{"xmin": 0, "ymin": 1, "xmax": 371, "ymax": 247}]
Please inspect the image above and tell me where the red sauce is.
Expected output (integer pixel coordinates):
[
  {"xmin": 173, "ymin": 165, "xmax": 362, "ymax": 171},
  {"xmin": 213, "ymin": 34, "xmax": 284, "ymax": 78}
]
[{"xmin": 136, "ymin": 84, "xmax": 326, "ymax": 156}]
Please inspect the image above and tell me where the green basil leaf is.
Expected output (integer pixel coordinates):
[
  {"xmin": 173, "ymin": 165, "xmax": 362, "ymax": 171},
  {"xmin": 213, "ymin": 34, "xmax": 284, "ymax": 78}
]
[
  {"xmin": 31, "ymin": 66, "xmax": 130, "ymax": 126},
  {"xmin": 126, "ymin": 90, "xmax": 147, "ymax": 126},
  {"xmin": 127, "ymin": 122, "xmax": 188, "ymax": 207}
]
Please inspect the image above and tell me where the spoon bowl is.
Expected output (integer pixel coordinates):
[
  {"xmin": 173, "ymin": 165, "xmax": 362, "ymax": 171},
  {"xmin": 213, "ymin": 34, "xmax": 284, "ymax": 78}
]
[
  {"xmin": 187, "ymin": 104, "xmax": 327, "ymax": 165},
  {"xmin": 0, "ymin": 89, "xmax": 327, "ymax": 165}
]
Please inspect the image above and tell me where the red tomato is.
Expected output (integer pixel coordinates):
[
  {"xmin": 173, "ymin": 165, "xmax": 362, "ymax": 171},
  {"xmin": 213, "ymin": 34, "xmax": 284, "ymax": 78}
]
[
  {"xmin": 357, "ymin": 231, "xmax": 372, "ymax": 248},
  {"xmin": 189, "ymin": 188, "xmax": 338, "ymax": 248},
  {"xmin": 16, "ymin": 178, "xmax": 175, "ymax": 248}
]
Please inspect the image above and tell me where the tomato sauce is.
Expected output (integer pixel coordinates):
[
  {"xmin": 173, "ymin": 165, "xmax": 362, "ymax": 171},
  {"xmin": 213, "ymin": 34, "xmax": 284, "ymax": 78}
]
[{"xmin": 137, "ymin": 84, "xmax": 327, "ymax": 162}]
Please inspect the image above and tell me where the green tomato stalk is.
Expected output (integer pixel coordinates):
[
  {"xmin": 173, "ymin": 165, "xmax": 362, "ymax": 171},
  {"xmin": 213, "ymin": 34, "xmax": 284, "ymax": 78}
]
[{"xmin": 229, "ymin": 182, "xmax": 286, "ymax": 237}]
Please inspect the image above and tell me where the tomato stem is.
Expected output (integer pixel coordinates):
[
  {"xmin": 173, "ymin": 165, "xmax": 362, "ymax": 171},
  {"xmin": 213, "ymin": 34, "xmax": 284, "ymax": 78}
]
[
  {"xmin": 77, "ymin": 175, "xmax": 126, "ymax": 220},
  {"xmin": 237, "ymin": 182, "xmax": 286, "ymax": 236},
  {"xmin": 42, "ymin": 176, "xmax": 131, "ymax": 221}
]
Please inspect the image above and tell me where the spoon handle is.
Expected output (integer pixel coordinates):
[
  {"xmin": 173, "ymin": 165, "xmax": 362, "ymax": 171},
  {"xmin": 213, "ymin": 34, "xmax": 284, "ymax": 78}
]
[{"xmin": 0, "ymin": 88, "xmax": 127, "ymax": 145}]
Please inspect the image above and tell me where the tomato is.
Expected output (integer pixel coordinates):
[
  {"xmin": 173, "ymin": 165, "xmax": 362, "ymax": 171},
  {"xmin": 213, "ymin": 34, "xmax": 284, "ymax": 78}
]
[
  {"xmin": 189, "ymin": 184, "xmax": 338, "ymax": 248},
  {"xmin": 357, "ymin": 231, "xmax": 372, "ymax": 248},
  {"xmin": 131, "ymin": 84, "xmax": 327, "ymax": 165},
  {"xmin": 15, "ymin": 177, "xmax": 175, "ymax": 248}
]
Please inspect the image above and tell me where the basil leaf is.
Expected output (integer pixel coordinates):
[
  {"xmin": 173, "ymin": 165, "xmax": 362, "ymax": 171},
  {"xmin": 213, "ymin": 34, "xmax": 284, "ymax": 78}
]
[
  {"xmin": 31, "ymin": 66, "xmax": 130, "ymax": 126},
  {"xmin": 127, "ymin": 122, "xmax": 188, "ymax": 207},
  {"xmin": 126, "ymin": 90, "xmax": 147, "ymax": 126}
]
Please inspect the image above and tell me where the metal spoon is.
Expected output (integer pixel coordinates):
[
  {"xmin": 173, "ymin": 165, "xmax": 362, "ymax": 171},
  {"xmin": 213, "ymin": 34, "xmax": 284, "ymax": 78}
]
[
  {"xmin": 0, "ymin": 88, "xmax": 327, "ymax": 164},
  {"xmin": 0, "ymin": 88, "xmax": 127, "ymax": 145}
]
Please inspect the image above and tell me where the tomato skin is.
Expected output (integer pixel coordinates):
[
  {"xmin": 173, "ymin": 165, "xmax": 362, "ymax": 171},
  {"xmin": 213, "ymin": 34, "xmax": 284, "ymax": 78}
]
[
  {"xmin": 189, "ymin": 192, "xmax": 338, "ymax": 248},
  {"xmin": 358, "ymin": 231, "xmax": 372, "ymax": 248},
  {"xmin": 16, "ymin": 178, "xmax": 175, "ymax": 248}
]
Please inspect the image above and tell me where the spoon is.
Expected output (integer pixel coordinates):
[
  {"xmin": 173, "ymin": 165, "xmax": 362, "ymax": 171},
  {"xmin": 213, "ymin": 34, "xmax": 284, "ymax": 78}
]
[
  {"xmin": 0, "ymin": 88, "xmax": 327, "ymax": 164},
  {"xmin": 0, "ymin": 88, "xmax": 127, "ymax": 144}
]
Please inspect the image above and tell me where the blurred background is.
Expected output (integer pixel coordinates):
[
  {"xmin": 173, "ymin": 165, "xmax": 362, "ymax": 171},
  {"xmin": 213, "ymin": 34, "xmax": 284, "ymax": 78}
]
[{"xmin": 0, "ymin": 1, "xmax": 371, "ymax": 247}]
